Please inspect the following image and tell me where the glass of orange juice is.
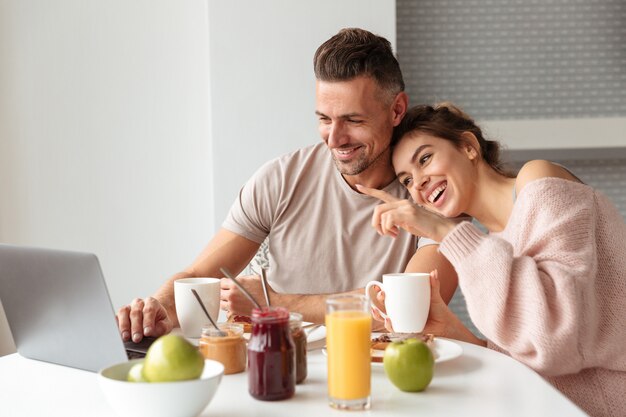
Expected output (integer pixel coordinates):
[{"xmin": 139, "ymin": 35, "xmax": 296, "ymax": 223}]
[{"xmin": 326, "ymin": 294, "xmax": 371, "ymax": 410}]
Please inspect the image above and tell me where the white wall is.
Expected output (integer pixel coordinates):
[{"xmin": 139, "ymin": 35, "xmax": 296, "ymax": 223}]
[
  {"xmin": 482, "ymin": 118, "xmax": 626, "ymax": 152},
  {"xmin": 207, "ymin": 0, "xmax": 396, "ymax": 224},
  {"xmin": 0, "ymin": 1, "xmax": 213, "ymax": 314},
  {"xmin": 0, "ymin": 0, "xmax": 396, "ymax": 355}
]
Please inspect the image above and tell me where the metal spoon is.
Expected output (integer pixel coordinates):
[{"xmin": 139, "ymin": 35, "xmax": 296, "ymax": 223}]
[
  {"xmin": 220, "ymin": 267, "xmax": 262, "ymax": 310},
  {"xmin": 191, "ymin": 288, "xmax": 226, "ymax": 337},
  {"xmin": 260, "ymin": 268, "xmax": 271, "ymax": 307}
]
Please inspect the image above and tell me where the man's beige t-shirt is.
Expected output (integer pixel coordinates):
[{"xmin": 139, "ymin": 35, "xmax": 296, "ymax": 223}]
[{"xmin": 223, "ymin": 143, "xmax": 435, "ymax": 294}]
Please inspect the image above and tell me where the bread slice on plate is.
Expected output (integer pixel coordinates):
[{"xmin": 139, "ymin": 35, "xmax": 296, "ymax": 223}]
[
  {"xmin": 370, "ymin": 333, "xmax": 437, "ymax": 362},
  {"xmin": 227, "ymin": 314, "xmax": 253, "ymax": 333}
]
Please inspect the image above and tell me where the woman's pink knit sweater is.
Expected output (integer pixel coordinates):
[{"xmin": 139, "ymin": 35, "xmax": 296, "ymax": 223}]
[{"xmin": 439, "ymin": 178, "xmax": 626, "ymax": 417}]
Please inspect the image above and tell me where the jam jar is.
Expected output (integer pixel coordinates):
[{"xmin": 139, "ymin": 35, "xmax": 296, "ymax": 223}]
[
  {"xmin": 198, "ymin": 323, "xmax": 247, "ymax": 375},
  {"xmin": 247, "ymin": 307, "xmax": 295, "ymax": 400},
  {"xmin": 289, "ymin": 312, "xmax": 307, "ymax": 384}
]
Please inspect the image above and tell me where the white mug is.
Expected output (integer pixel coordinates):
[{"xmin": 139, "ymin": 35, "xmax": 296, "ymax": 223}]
[
  {"xmin": 365, "ymin": 273, "xmax": 430, "ymax": 333},
  {"xmin": 174, "ymin": 277, "xmax": 220, "ymax": 338}
]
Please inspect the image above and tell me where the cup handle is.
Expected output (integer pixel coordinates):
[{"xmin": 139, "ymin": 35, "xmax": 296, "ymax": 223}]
[{"xmin": 365, "ymin": 281, "xmax": 388, "ymax": 320}]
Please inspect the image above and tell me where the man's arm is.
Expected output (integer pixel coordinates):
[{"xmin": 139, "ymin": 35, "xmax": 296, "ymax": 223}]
[
  {"xmin": 253, "ymin": 288, "xmax": 366, "ymax": 325},
  {"xmin": 225, "ymin": 244, "xmax": 458, "ymax": 325},
  {"xmin": 117, "ymin": 228, "xmax": 260, "ymax": 342},
  {"xmin": 404, "ymin": 244, "xmax": 458, "ymax": 304},
  {"xmin": 155, "ymin": 228, "xmax": 261, "ymax": 323}
]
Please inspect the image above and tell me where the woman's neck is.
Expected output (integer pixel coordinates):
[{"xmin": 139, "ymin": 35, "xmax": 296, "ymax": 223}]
[{"xmin": 466, "ymin": 164, "xmax": 516, "ymax": 232}]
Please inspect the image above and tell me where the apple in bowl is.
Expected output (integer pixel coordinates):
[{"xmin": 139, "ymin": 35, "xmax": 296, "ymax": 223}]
[{"xmin": 98, "ymin": 335, "xmax": 224, "ymax": 417}]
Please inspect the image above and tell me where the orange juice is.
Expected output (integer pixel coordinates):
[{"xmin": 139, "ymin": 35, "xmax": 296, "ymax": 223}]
[{"xmin": 326, "ymin": 310, "xmax": 371, "ymax": 401}]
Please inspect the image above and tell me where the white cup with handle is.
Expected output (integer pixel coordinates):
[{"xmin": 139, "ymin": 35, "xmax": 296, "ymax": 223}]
[
  {"xmin": 174, "ymin": 277, "xmax": 221, "ymax": 338},
  {"xmin": 365, "ymin": 273, "xmax": 430, "ymax": 334}
]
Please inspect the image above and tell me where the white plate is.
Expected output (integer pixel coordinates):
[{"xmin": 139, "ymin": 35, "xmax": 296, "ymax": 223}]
[
  {"xmin": 433, "ymin": 339, "xmax": 463, "ymax": 363},
  {"xmin": 323, "ymin": 338, "xmax": 462, "ymax": 365},
  {"xmin": 306, "ymin": 324, "xmax": 326, "ymax": 344},
  {"xmin": 242, "ymin": 322, "xmax": 327, "ymax": 344}
]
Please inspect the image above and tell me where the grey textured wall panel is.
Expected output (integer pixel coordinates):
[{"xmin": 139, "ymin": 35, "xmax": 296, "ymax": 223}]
[{"xmin": 397, "ymin": 0, "xmax": 626, "ymax": 120}]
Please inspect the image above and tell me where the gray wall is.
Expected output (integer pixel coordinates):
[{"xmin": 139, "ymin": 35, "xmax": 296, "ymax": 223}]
[{"xmin": 397, "ymin": 0, "xmax": 626, "ymax": 119}]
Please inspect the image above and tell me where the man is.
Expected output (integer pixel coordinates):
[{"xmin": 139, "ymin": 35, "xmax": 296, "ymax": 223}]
[{"xmin": 118, "ymin": 28, "xmax": 458, "ymax": 343}]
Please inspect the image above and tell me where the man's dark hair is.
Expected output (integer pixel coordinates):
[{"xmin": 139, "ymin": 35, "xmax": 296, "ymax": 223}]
[{"xmin": 314, "ymin": 28, "xmax": 405, "ymax": 98}]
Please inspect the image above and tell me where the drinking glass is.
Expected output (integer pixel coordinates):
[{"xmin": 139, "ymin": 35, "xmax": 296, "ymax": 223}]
[{"xmin": 325, "ymin": 294, "xmax": 371, "ymax": 410}]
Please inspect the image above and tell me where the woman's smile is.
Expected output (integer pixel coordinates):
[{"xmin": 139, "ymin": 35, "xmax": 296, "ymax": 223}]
[{"xmin": 426, "ymin": 181, "xmax": 447, "ymax": 205}]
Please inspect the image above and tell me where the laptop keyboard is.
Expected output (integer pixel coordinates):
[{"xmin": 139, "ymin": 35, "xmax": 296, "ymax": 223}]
[
  {"xmin": 126, "ymin": 349, "xmax": 146, "ymax": 359},
  {"xmin": 124, "ymin": 336, "xmax": 156, "ymax": 359}
]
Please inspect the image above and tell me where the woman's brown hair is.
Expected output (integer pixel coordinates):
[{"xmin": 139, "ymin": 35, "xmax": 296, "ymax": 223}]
[{"xmin": 392, "ymin": 102, "xmax": 514, "ymax": 177}]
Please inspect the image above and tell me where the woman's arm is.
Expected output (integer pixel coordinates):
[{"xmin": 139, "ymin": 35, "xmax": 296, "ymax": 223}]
[
  {"xmin": 404, "ymin": 244, "xmax": 458, "ymax": 304},
  {"xmin": 439, "ymin": 178, "xmax": 600, "ymax": 376}
]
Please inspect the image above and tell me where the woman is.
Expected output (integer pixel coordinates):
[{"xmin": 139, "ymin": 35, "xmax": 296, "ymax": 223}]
[{"xmin": 357, "ymin": 103, "xmax": 626, "ymax": 417}]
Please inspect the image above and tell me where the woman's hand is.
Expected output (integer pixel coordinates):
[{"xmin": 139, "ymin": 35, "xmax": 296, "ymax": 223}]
[
  {"xmin": 421, "ymin": 270, "xmax": 455, "ymax": 337},
  {"xmin": 370, "ymin": 287, "xmax": 394, "ymax": 332},
  {"xmin": 370, "ymin": 270, "xmax": 459, "ymax": 339},
  {"xmin": 424, "ymin": 270, "xmax": 486, "ymax": 345},
  {"xmin": 355, "ymin": 184, "xmax": 455, "ymax": 242}
]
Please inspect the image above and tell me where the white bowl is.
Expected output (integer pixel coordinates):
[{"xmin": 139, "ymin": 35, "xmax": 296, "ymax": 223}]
[{"xmin": 98, "ymin": 359, "xmax": 224, "ymax": 417}]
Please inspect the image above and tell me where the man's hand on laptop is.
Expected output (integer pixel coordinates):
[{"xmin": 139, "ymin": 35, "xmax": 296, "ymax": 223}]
[{"xmin": 117, "ymin": 297, "xmax": 173, "ymax": 343}]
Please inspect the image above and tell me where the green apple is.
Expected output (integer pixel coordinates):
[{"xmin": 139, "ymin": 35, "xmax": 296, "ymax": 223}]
[
  {"xmin": 142, "ymin": 334, "xmax": 204, "ymax": 382},
  {"xmin": 127, "ymin": 361, "xmax": 147, "ymax": 382},
  {"xmin": 383, "ymin": 338, "xmax": 434, "ymax": 392}
]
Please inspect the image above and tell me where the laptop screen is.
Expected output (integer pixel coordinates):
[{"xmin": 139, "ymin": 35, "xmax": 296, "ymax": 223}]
[{"xmin": 0, "ymin": 244, "xmax": 139, "ymax": 372}]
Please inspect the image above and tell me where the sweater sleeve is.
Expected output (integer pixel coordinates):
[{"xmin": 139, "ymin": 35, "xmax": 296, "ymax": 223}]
[{"xmin": 439, "ymin": 178, "xmax": 598, "ymax": 376}]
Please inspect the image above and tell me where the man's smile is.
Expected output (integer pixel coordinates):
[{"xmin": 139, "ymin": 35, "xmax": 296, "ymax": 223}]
[{"xmin": 333, "ymin": 145, "xmax": 363, "ymax": 161}]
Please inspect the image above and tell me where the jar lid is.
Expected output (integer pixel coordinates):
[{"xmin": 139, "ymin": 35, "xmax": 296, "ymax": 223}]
[
  {"xmin": 251, "ymin": 306, "xmax": 289, "ymax": 323},
  {"xmin": 289, "ymin": 312, "xmax": 303, "ymax": 329},
  {"xmin": 201, "ymin": 322, "xmax": 244, "ymax": 338}
]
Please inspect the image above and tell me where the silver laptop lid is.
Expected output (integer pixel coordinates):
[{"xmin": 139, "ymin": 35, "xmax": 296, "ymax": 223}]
[{"xmin": 0, "ymin": 244, "xmax": 129, "ymax": 372}]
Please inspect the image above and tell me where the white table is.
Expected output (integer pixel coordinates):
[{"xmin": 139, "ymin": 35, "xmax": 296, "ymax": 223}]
[{"xmin": 0, "ymin": 338, "xmax": 586, "ymax": 417}]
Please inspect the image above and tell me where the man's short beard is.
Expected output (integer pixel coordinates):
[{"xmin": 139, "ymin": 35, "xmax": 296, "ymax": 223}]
[
  {"xmin": 332, "ymin": 153, "xmax": 369, "ymax": 175},
  {"xmin": 332, "ymin": 145, "xmax": 391, "ymax": 176}
]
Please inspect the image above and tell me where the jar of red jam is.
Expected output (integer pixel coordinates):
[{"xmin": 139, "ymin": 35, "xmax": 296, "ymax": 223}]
[
  {"xmin": 247, "ymin": 307, "xmax": 295, "ymax": 401},
  {"xmin": 289, "ymin": 312, "xmax": 307, "ymax": 384}
]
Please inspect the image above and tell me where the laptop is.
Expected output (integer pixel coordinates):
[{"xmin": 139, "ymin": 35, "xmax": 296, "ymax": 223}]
[{"xmin": 0, "ymin": 244, "xmax": 154, "ymax": 372}]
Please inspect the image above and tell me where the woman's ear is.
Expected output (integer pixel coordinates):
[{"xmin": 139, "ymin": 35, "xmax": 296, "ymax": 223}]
[{"xmin": 460, "ymin": 131, "xmax": 480, "ymax": 161}]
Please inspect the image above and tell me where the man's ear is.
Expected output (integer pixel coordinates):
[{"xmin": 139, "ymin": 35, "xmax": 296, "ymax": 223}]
[
  {"xmin": 460, "ymin": 131, "xmax": 480, "ymax": 160},
  {"xmin": 391, "ymin": 92, "xmax": 409, "ymax": 126}
]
